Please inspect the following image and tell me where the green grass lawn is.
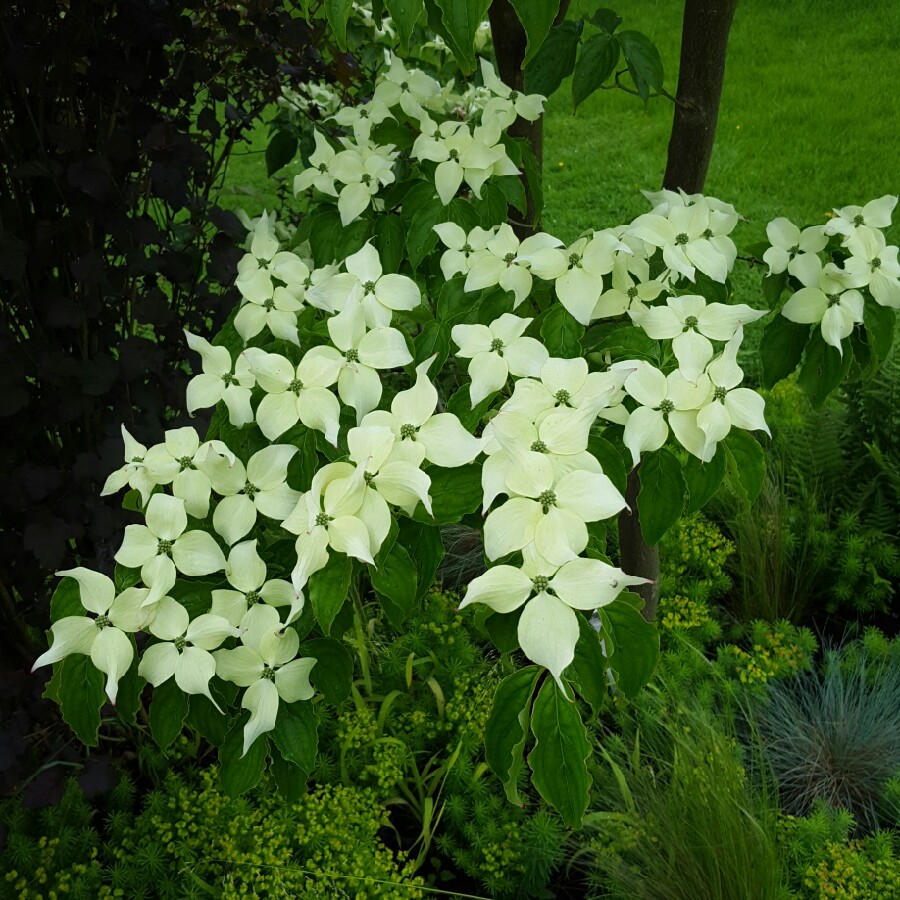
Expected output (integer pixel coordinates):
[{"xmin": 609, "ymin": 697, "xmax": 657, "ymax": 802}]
[{"xmin": 221, "ymin": 0, "xmax": 900, "ymax": 251}]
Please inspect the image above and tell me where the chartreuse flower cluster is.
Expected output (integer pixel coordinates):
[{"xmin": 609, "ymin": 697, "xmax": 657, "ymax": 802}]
[{"xmin": 34, "ymin": 45, "xmax": 891, "ymax": 798}]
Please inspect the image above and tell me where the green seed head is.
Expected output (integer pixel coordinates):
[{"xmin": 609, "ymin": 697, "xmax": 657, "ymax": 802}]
[
  {"xmin": 400, "ymin": 423, "xmax": 417, "ymax": 439},
  {"xmin": 263, "ymin": 298, "xmax": 275, "ymax": 311},
  {"xmin": 872, "ymin": 257, "xmax": 882, "ymax": 270},
  {"xmin": 262, "ymin": 665, "xmax": 276, "ymax": 681},
  {"xmin": 315, "ymin": 512, "xmax": 333, "ymax": 527},
  {"xmin": 853, "ymin": 214, "xmax": 865, "ymax": 226},
  {"xmin": 568, "ymin": 253, "xmax": 582, "ymax": 268},
  {"xmin": 554, "ymin": 389, "xmax": 571, "ymax": 405},
  {"xmin": 94, "ymin": 614, "xmax": 110, "ymax": 630},
  {"xmin": 713, "ymin": 386, "xmax": 727, "ymax": 402},
  {"xmin": 174, "ymin": 636, "xmax": 187, "ymax": 652},
  {"xmin": 531, "ymin": 575, "xmax": 550, "ymax": 594},
  {"xmin": 245, "ymin": 590, "xmax": 261, "ymax": 607},
  {"xmin": 462, "ymin": 243, "xmax": 473, "ymax": 254},
  {"xmin": 530, "ymin": 440, "xmax": 548, "ymax": 453},
  {"xmin": 222, "ymin": 372, "xmax": 236, "ymax": 386},
  {"xmin": 684, "ymin": 315, "xmax": 699, "ymax": 330},
  {"xmin": 826, "ymin": 293, "xmax": 841, "ymax": 306},
  {"xmin": 503, "ymin": 253, "xmax": 516, "ymax": 265},
  {"xmin": 361, "ymin": 173, "xmax": 372, "ymax": 186},
  {"xmin": 178, "ymin": 456, "xmax": 195, "ymax": 472},
  {"xmin": 362, "ymin": 280, "xmax": 376, "ymax": 294},
  {"xmin": 537, "ymin": 489, "xmax": 557, "ymax": 512},
  {"xmin": 345, "ymin": 348, "xmax": 360, "ymax": 363},
  {"xmin": 288, "ymin": 377, "xmax": 303, "ymax": 395},
  {"xmin": 242, "ymin": 481, "xmax": 259, "ymax": 500},
  {"xmin": 157, "ymin": 539, "xmax": 174, "ymax": 556},
  {"xmin": 489, "ymin": 338, "xmax": 504, "ymax": 353},
  {"xmin": 659, "ymin": 399, "xmax": 675, "ymax": 414},
  {"xmin": 675, "ymin": 232, "xmax": 690, "ymax": 245}
]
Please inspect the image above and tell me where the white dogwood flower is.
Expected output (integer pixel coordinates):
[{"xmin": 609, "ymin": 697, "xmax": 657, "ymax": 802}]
[
  {"xmin": 100, "ymin": 426, "xmax": 157, "ymax": 506},
  {"xmin": 32, "ymin": 568, "xmax": 154, "ymax": 705},
  {"xmin": 433, "ymin": 222, "xmax": 494, "ymax": 280},
  {"xmin": 483, "ymin": 468, "xmax": 627, "ymax": 566},
  {"xmin": 138, "ymin": 596, "xmax": 238, "ymax": 710},
  {"xmin": 332, "ymin": 98, "xmax": 394, "ymax": 143},
  {"xmin": 361, "ymin": 357, "xmax": 483, "ymax": 468},
  {"xmin": 823, "ymin": 195, "xmax": 897, "ymax": 237},
  {"xmin": 781, "ymin": 257, "xmax": 865, "ymax": 354},
  {"xmin": 235, "ymin": 214, "xmax": 310, "ymax": 300},
  {"xmin": 451, "ymin": 313, "xmax": 549, "ymax": 406},
  {"xmin": 206, "ymin": 445, "xmax": 301, "ymax": 545},
  {"xmin": 373, "ymin": 54, "xmax": 441, "ymax": 118},
  {"xmin": 213, "ymin": 605, "xmax": 316, "ymax": 756},
  {"xmin": 843, "ymin": 227, "xmax": 900, "ymax": 308},
  {"xmin": 630, "ymin": 294, "xmax": 766, "ymax": 382},
  {"xmin": 763, "ymin": 218, "xmax": 828, "ymax": 277},
  {"xmin": 211, "ymin": 540, "xmax": 301, "ymax": 628},
  {"xmin": 234, "ymin": 284, "xmax": 305, "ymax": 346},
  {"xmin": 617, "ymin": 361, "xmax": 713, "ymax": 465},
  {"xmin": 184, "ymin": 331, "xmax": 256, "ymax": 427},
  {"xmin": 478, "ymin": 58, "xmax": 546, "ymax": 128},
  {"xmin": 459, "ymin": 547, "xmax": 647, "ymax": 687},
  {"xmin": 331, "ymin": 146, "xmax": 398, "ymax": 225},
  {"xmin": 114, "ymin": 494, "xmax": 226, "ymax": 606},
  {"xmin": 294, "ymin": 130, "xmax": 340, "ymax": 197}
]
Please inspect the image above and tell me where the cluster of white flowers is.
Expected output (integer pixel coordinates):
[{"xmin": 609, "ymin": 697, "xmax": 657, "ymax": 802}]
[
  {"xmin": 767, "ymin": 195, "xmax": 900, "ymax": 353},
  {"xmin": 293, "ymin": 54, "xmax": 544, "ymax": 223}
]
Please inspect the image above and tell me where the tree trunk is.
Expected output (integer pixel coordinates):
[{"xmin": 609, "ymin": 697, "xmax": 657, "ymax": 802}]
[
  {"xmin": 619, "ymin": 0, "xmax": 738, "ymax": 622},
  {"xmin": 663, "ymin": 0, "xmax": 738, "ymax": 194},
  {"xmin": 489, "ymin": 0, "xmax": 570, "ymax": 234}
]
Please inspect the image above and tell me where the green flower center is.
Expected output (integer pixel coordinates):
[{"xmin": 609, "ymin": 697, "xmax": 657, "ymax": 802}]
[
  {"xmin": 222, "ymin": 372, "xmax": 236, "ymax": 386},
  {"xmin": 449, "ymin": 148, "xmax": 459, "ymax": 160},
  {"xmin": 157, "ymin": 539, "xmax": 174, "ymax": 556},
  {"xmin": 554, "ymin": 389, "xmax": 571, "ymax": 405},
  {"xmin": 262, "ymin": 665, "xmax": 276, "ymax": 681},
  {"xmin": 263, "ymin": 298, "xmax": 275, "ymax": 311},
  {"xmin": 871, "ymin": 257, "xmax": 882, "ymax": 270},
  {"xmin": 94, "ymin": 614, "xmax": 110, "ymax": 630},
  {"xmin": 627, "ymin": 286, "xmax": 639, "ymax": 300},
  {"xmin": 509, "ymin": 90, "xmax": 519, "ymax": 102},
  {"xmin": 131, "ymin": 455, "xmax": 144, "ymax": 463},
  {"xmin": 675, "ymin": 232, "xmax": 690, "ymax": 245},
  {"xmin": 503, "ymin": 253, "xmax": 516, "ymax": 265},
  {"xmin": 288, "ymin": 377, "xmax": 304, "ymax": 395},
  {"xmin": 789, "ymin": 244, "xmax": 800, "ymax": 257},
  {"xmin": 537, "ymin": 489, "xmax": 557, "ymax": 512},
  {"xmin": 531, "ymin": 575, "xmax": 550, "ymax": 593},
  {"xmin": 568, "ymin": 253, "xmax": 582, "ymax": 268},
  {"xmin": 315, "ymin": 512, "xmax": 333, "ymax": 527},
  {"xmin": 359, "ymin": 108, "xmax": 370, "ymax": 118},
  {"xmin": 853, "ymin": 214, "xmax": 865, "ymax": 226},
  {"xmin": 702, "ymin": 228, "xmax": 713, "ymax": 239},
  {"xmin": 304, "ymin": 275, "xmax": 313, "ymax": 288},
  {"xmin": 361, "ymin": 173, "xmax": 372, "ymax": 186},
  {"xmin": 400, "ymin": 81, "xmax": 409, "ymax": 91},
  {"xmin": 318, "ymin": 162, "xmax": 328, "ymax": 173},
  {"xmin": 489, "ymin": 338, "xmax": 504, "ymax": 353},
  {"xmin": 178, "ymin": 456, "xmax": 195, "ymax": 472},
  {"xmin": 462, "ymin": 243, "xmax": 473, "ymax": 254},
  {"xmin": 400, "ymin": 423, "xmax": 417, "ymax": 439},
  {"xmin": 683, "ymin": 315, "xmax": 699, "ymax": 330},
  {"xmin": 174, "ymin": 636, "xmax": 187, "ymax": 652},
  {"xmin": 245, "ymin": 590, "xmax": 261, "ymax": 607},
  {"xmin": 659, "ymin": 399, "xmax": 675, "ymax": 414},
  {"xmin": 362, "ymin": 280, "xmax": 376, "ymax": 294},
  {"xmin": 530, "ymin": 440, "xmax": 548, "ymax": 453},
  {"xmin": 241, "ymin": 481, "xmax": 259, "ymax": 499},
  {"xmin": 826, "ymin": 293, "xmax": 841, "ymax": 306},
  {"xmin": 713, "ymin": 386, "xmax": 727, "ymax": 402},
  {"xmin": 363, "ymin": 471, "xmax": 375, "ymax": 485},
  {"xmin": 345, "ymin": 348, "xmax": 360, "ymax": 363}
]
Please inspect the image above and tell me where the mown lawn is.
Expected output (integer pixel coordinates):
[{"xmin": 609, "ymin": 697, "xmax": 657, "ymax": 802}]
[{"xmin": 221, "ymin": 0, "xmax": 900, "ymax": 253}]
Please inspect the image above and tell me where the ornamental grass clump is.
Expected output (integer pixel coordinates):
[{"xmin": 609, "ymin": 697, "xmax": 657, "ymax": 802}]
[{"xmin": 754, "ymin": 645, "xmax": 900, "ymax": 832}]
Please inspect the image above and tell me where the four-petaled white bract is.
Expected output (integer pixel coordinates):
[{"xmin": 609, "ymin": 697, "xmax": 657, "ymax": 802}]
[{"xmin": 37, "ymin": 47, "xmax": 888, "ymax": 777}]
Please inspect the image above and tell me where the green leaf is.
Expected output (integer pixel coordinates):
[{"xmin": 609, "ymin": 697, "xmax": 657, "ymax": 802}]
[
  {"xmin": 617, "ymin": 30, "xmax": 663, "ymax": 102},
  {"xmin": 415, "ymin": 320, "xmax": 450, "ymax": 370},
  {"xmin": 309, "ymin": 553, "xmax": 352, "ymax": 636},
  {"xmin": 583, "ymin": 323, "xmax": 658, "ymax": 362},
  {"xmin": 414, "ymin": 464, "xmax": 482, "ymax": 524},
  {"xmin": 149, "ymin": 678, "xmax": 189, "ymax": 751},
  {"xmin": 484, "ymin": 666, "xmax": 540, "ymax": 805},
  {"xmin": 636, "ymin": 449, "xmax": 684, "ymax": 547},
  {"xmin": 407, "ymin": 199, "xmax": 445, "ymax": 270},
  {"xmin": 324, "ymin": 0, "xmax": 354, "ymax": 50},
  {"xmin": 763, "ymin": 270, "xmax": 788, "ymax": 307},
  {"xmin": 114, "ymin": 654, "xmax": 144, "ymax": 725},
  {"xmin": 485, "ymin": 607, "xmax": 523, "ymax": 653},
  {"xmin": 760, "ymin": 314, "xmax": 809, "ymax": 388},
  {"xmin": 56, "ymin": 656, "xmax": 106, "ymax": 746},
  {"xmin": 271, "ymin": 700, "xmax": 319, "ymax": 774},
  {"xmin": 722, "ymin": 429, "xmax": 766, "ymax": 505},
  {"xmin": 299, "ymin": 638, "xmax": 353, "ymax": 705},
  {"xmin": 864, "ymin": 297, "xmax": 896, "ymax": 367},
  {"xmin": 587, "ymin": 433, "xmax": 627, "ymax": 495},
  {"xmin": 599, "ymin": 600, "xmax": 659, "ymax": 698},
  {"xmin": 370, "ymin": 541, "xmax": 418, "ymax": 628},
  {"xmin": 523, "ymin": 20, "xmax": 582, "ymax": 97},
  {"xmin": 286, "ymin": 426, "xmax": 318, "ymax": 493},
  {"xmin": 187, "ymin": 692, "xmax": 230, "ymax": 746},
  {"xmin": 495, "ymin": 175, "xmax": 527, "ymax": 216},
  {"xmin": 114, "ymin": 564, "xmax": 142, "ymax": 594},
  {"xmin": 335, "ymin": 218, "xmax": 372, "ymax": 260},
  {"xmin": 567, "ymin": 615, "xmax": 610, "ymax": 716},
  {"xmin": 540, "ymin": 304, "xmax": 584, "ymax": 357},
  {"xmin": 519, "ymin": 139, "xmax": 544, "ymax": 225},
  {"xmin": 219, "ymin": 719, "xmax": 267, "ymax": 797},
  {"xmin": 50, "ymin": 577, "xmax": 82, "ymax": 621},
  {"xmin": 682, "ymin": 446, "xmax": 726, "ymax": 514},
  {"xmin": 308, "ymin": 208, "xmax": 343, "ymax": 266},
  {"xmin": 266, "ymin": 130, "xmax": 298, "ymax": 177},
  {"xmin": 436, "ymin": 275, "xmax": 471, "ymax": 324},
  {"xmin": 397, "ymin": 519, "xmax": 445, "ymax": 598},
  {"xmin": 446, "ymin": 197, "xmax": 483, "ymax": 231},
  {"xmin": 384, "ymin": 0, "xmax": 421, "ymax": 52},
  {"xmin": 797, "ymin": 331, "xmax": 852, "ymax": 409},
  {"xmin": 269, "ymin": 743, "xmax": 309, "ymax": 803},
  {"xmin": 528, "ymin": 678, "xmax": 592, "ymax": 828},
  {"xmin": 432, "ymin": 0, "xmax": 492, "ymax": 73},
  {"xmin": 473, "ymin": 181, "xmax": 509, "ymax": 228},
  {"xmin": 572, "ymin": 32, "xmax": 619, "ymax": 110},
  {"xmin": 591, "ymin": 8, "xmax": 622, "ymax": 33},
  {"xmin": 372, "ymin": 214, "xmax": 406, "ymax": 274},
  {"xmin": 508, "ymin": 0, "xmax": 561, "ymax": 67}
]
